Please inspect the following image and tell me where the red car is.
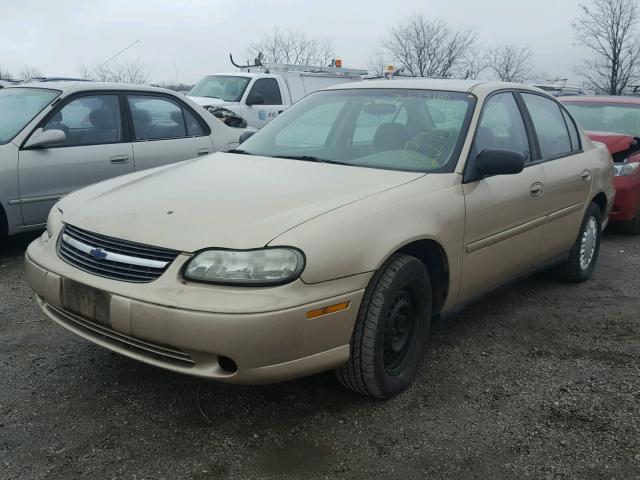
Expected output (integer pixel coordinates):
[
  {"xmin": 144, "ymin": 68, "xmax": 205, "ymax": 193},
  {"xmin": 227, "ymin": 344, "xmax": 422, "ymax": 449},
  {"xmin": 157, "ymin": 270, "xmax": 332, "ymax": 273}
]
[{"xmin": 561, "ymin": 96, "xmax": 640, "ymax": 234}]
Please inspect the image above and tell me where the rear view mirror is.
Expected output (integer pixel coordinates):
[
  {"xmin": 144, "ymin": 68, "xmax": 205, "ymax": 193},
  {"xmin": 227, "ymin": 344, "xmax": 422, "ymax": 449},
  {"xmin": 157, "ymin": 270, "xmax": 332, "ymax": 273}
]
[
  {"xmin": 239, "ymin": 130, "xmax": 256, "ymax": 144},
  {"xmin": 363, "ymin": 103, "xmax": 397, "ymax": 115},
  {"xmin": 476, "ymin": 149, "xmax": 525, "ymax": 177},
  {"xmin": 246, "ymin": 92, "xmax": 265, "ymax": 106},
  {"xmin": 24, "ymin": 128, "xmax": 66, "ymax": 149}
]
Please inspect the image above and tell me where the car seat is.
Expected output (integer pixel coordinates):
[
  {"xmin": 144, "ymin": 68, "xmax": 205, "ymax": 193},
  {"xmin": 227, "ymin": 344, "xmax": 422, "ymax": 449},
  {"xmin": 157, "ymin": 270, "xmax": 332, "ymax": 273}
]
[
  {"xmin": 82, "ymin": 109, "xmax": 119, "ymax": 144},
  {"xmin": 372, "ymin": 123, "xmax": 410, "ymax": 152}
]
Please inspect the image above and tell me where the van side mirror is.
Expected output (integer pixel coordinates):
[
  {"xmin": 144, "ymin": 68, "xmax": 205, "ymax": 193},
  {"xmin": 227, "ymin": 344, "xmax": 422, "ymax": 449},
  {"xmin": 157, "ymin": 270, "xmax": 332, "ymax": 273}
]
[
  {"xmin": 246, "ymin": 92, "xmax": 265, "ymax": 106},
  {"xmin": 476, "ymin": 149, "xmax": 525, "ymax": 177},
  {"xmin": 24, "ymin": 128, "xmax": 67, "ymax": 149}
]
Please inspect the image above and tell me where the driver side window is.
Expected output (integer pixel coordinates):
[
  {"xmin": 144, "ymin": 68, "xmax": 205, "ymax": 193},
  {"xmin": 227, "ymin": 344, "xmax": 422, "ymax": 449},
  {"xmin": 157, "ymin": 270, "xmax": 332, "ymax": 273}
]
[
  {"xmin": 43, "ymin": 95, "xmax": 122, "ymax": 147},
  {"xmin": 474, "ymin": 92, "xmax": 530, "ymax": 161}
]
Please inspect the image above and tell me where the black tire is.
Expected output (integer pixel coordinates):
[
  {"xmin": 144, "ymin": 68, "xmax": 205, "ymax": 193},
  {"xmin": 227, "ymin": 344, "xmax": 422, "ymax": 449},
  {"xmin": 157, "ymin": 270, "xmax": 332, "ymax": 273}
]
[
  {"xmin": 618, "ymin": 205, "xmax": 640, "ymax": 235},
  {"xmin": 553, "ymin": 202, "xmax": 602, "ymax": 283},
  {"xmin": 336, "ymin": 254, "xmax": 432, "ymax": 399}
]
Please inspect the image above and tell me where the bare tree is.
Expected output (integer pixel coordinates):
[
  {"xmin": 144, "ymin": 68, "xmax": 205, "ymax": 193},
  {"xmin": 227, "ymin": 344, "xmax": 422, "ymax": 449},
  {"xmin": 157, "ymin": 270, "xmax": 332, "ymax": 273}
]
[
  {"xmin": 461, "ymin": 49, "xmax": 488, "ymax": 79},
  {"xmin": 80, "ymin": 58, "xmax": 150, "ymax": 84},
  {"xmin": 366, "ymin": 48, "xmax": 390, "ymax": 77},
  {"xmin": 383, "ymin": 15, "xmax": 477, "ymax": 78},
  {"xmin": 0, "ymin": 65, "xmax": 12, "ymax": 80},
  {"xmin": 573, "ymin": 0, "xmax": 640, "ymax": 94},
  {"xmin": 17, "ymin": 65, "xmax": 43, "ymax": 81},
  {"xmin": 486, "ymin": 44, "xmax": 535, "ymax": 82},
  {"xmin": 247, "ymin": 29, "xmax": 335, "ymax": 66}
]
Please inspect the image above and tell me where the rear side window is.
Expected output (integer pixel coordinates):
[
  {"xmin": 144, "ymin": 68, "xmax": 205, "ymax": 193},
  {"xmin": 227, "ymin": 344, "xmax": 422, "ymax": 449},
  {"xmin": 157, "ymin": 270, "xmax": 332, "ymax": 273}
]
[
  {"xmin": 474, "ymin": 92, "xmax": 530, "ymax": 160},
  {"xmin": 43, "ymin": 94, "xmax": 122, "ymax": 147},
  {"xmin": 521, "ymin": 93, "xmax": 572, "ymax": 158},
  {"xmin": 562, "ymin": 109, "xmax": 581, "ymax": 151},
  {"xmin": 127, "ymin": 95, "xmax": 205, "ymax": 140},
  {"xmin": 249, "ymin": 78, "xmax": 282, "ymax": 105}
]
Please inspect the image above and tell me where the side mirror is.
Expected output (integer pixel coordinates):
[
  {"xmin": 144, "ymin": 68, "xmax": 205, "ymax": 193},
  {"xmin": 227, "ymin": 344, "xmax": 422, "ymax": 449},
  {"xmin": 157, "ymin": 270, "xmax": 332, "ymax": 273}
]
[
  {"xmin": 476, "ymin": 149, "xmax": 525, "ymax": 177},
  {"xmin": 239, "ymin": 130, "xmax": 256, "ymax": 144},
  {"xmin": 246, "ymin": 92, "xmax": 265, "ymax": 106},
  {"xmin": 24, "ymin": 128, "xmax": 66, "ymax": 149}
]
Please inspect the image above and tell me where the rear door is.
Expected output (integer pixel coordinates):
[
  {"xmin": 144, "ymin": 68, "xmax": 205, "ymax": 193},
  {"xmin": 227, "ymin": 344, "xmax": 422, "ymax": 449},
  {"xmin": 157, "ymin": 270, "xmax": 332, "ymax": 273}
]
[
  {"xmin": 460, "ymin": 91, "xmax": 547, "ymax": 300},
  {"xmin": 18, "ymin": 92, "xmax": 133, "ymax": 226},
  {"xmin": 518, "ymin": 93, "xmax": 591, "ymax": 261},
  {"xmin": 126, "ymin": 93, "xmax": 213, "ymax": 171},
  {"xmin": 241, "ymin": 78, "xmax": 284, "ymax": 128}
]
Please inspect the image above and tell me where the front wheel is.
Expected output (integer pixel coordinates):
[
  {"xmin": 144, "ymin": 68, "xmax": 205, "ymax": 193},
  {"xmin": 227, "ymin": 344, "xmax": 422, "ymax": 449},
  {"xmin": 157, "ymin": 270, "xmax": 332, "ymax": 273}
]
[
  {"xmin": 336, "ymin": 254, "xmax": 431, "ymax": 399},
  {"xmin": 553, "ymin": 202, "xmax": 602, "ymax": 283}
]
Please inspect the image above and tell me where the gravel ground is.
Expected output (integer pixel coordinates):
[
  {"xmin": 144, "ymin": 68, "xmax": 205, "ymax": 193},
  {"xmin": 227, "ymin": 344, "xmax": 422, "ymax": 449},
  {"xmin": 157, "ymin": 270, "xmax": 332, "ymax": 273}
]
[{"xmin": 1, "ymin": 230, "xmax": 639, "ymax": 480}]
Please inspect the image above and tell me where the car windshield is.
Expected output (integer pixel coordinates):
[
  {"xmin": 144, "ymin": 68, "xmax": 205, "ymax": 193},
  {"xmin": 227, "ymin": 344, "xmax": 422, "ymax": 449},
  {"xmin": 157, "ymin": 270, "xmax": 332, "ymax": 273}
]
[
  {"xmin": 239, "ymin": 89, "xmax": 476, "ymax": 172},
  {"xmin": 188, "ymin": 75, "xmax": 251, "ymax": 102},
  {"xmin": 564, "ymin": 102, "xmax": 640, "ymax": 137},
  {"xmin": 0, "ymin": 87, "xmax": 60, "ymax": 144}
]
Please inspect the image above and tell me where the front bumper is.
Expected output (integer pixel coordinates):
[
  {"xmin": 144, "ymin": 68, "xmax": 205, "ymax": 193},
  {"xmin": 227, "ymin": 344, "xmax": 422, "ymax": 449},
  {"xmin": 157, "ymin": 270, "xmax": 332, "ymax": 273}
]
[
  {"xmin": 610, "ymin": 175, "xmax": 640, "ymax": 222},
  {"xmin": 25, "ymin": 235, "xmax": 369, "ymax": 384}
]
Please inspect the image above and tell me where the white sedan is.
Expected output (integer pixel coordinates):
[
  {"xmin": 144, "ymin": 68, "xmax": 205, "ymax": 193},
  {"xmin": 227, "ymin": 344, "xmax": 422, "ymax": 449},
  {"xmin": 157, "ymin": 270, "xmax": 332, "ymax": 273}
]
[{"xmin": 0, "ymin": 81, "xmax": 250, "ymax": 240}]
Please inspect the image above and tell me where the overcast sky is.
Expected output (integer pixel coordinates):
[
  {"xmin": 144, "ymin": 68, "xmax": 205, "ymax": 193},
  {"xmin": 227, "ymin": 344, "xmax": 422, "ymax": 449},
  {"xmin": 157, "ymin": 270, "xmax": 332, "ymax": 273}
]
[{"xmin": 0, "ymin": 0, "xmax": 588, "ymax": 84}]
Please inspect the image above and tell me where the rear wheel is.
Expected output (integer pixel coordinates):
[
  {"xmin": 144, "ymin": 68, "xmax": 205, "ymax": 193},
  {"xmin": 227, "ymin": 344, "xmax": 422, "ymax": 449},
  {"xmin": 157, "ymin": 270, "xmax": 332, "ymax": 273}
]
[
  {"xmin": 336, "ymin": 254, "xmax": 431, "ymax": 399},
  {"xmin": 553, "ymin": 202, "xmax": 602, "ymax": 283},
  {"xmin": 619, "ymin": 205, "xmax": 640, "ymax": 235}
]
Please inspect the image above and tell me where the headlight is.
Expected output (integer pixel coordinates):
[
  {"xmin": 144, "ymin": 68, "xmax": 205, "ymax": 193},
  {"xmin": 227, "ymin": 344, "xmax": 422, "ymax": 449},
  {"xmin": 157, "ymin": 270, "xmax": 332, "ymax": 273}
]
[
  {"xmin": 614, "ymin": 162, "xmax": 640, "ymax": 176},
  {"xmin": 183, "ymin": 248, "xmax": 305, "ymax": 285}
]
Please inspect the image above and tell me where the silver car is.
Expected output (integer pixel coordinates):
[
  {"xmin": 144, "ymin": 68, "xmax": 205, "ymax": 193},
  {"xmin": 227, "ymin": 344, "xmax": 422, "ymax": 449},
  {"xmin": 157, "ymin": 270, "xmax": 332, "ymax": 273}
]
[{"xmin": 0, "ymin": 81, "xmax": 249, "ymax": 241}]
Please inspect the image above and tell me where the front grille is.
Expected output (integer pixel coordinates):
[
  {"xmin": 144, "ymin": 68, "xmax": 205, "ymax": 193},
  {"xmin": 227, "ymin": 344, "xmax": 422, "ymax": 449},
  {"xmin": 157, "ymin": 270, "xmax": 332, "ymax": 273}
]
[
  {"xmin": 58, "ymin": 224, "xmax": 180, "ymax": 283},
  {"xmin": 47, "ymin": 303, "xmax": 195, "ymax": 368}
]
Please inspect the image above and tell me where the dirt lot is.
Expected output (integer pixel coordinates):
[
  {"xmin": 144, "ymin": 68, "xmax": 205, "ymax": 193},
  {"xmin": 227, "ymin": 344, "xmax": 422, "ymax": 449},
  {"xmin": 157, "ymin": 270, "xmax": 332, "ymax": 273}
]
[{"xmin": 1, "ymin": 230, "xmax": 639, "ymax": 480}]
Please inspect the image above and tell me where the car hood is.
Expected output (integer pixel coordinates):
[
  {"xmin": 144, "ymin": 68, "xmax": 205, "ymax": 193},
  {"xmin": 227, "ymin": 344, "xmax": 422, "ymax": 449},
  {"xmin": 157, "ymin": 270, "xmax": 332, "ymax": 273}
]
[
  {"xmin": 59, "ymin": 153, "xmax": 424, "ymax": 252},
  {"xmin": 586, "ymin": 131, "xmax": 640, "ymax": 155},
  {"xmin": 188, "ymin": 96, "xmax": 235, "ymax": 107}
]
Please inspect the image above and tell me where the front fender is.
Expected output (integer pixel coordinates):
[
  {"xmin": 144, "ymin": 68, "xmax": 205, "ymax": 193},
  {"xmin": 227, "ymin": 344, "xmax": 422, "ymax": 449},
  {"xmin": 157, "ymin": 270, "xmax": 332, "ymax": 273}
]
[{"xmin": 270, "ymin": 174, "xmax": 466, "ymax": 311}]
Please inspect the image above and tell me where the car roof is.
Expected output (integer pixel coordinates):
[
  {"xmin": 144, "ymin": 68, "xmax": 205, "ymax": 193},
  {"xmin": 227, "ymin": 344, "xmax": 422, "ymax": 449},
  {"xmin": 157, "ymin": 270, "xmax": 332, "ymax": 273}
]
[
  {"xmin": 559, "ymin": 95, "xmax": 640, "ymax": 104},
  {"xmin": 324, "ymin": 78, "xmax": 548, "ymax": 96},
  {"xmin": 7, "ymin": 81, "xmax": 176, "ymax": 95}
]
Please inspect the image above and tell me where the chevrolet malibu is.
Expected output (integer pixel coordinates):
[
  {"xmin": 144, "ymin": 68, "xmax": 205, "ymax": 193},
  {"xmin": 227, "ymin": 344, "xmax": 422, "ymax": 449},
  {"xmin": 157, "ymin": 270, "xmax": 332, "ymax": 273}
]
[{"xmin": 25, "ymin": 80, "xmax": 615, "ymax": 399}]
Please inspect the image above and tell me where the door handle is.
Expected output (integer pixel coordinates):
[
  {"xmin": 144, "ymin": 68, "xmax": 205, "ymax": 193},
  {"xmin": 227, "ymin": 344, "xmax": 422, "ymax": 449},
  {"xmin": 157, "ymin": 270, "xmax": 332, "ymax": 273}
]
[
  {"xmin": 582, "ymin": 169, "xmax": 592, "ymax": 182},
  {"xmin": 110, "ymin": 154, "xmax": 130, "ymax": 164},
  {"xmin": 530, "ymin": 182, "xmax": 544, "ymax": 197},
  {"xmin": 197, "ymin": 148, "xmax": 210, "ymax": 156}
]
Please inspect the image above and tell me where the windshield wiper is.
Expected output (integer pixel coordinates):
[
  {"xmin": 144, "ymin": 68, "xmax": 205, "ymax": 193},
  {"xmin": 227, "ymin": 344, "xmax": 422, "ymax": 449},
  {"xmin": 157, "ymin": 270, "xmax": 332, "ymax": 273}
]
[
  {"xmin": 228, "ymin": 149, "xmax": 252, "ymax": 155},
  {"xmin": 272, "ymin": 154, "xmax": 348, "ymax": 165}
]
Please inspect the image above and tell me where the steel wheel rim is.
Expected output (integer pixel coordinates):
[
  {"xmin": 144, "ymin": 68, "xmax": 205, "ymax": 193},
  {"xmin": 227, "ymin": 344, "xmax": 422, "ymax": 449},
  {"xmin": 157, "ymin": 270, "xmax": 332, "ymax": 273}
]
[
  {"xmin": 383, "ymin": 287, "xmax": 417, "ymax": 376},
  {"xmin": 580, "ymin": 216, "xmax": 598, "ymax": 270}
]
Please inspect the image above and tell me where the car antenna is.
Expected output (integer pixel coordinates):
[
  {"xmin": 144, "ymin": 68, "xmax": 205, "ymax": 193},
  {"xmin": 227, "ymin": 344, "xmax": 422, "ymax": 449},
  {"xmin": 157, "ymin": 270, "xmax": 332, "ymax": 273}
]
[{"xmin": 79, "ymin": 40, "xmax": 141, "ymax": 83}]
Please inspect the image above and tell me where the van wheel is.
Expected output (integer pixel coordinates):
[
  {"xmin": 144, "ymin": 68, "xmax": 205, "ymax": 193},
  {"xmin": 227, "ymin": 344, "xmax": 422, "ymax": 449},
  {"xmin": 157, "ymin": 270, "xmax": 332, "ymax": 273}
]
[
  {"xmin": 619, "ymin": 205, "xmax": 640, "ymax": 235},
  {"xmin": 336, "ymin": 254, "xmax": 431, "ymax": 399},
  {"xmin": 553, "ymin": 202, "xmax": 602, "ymax": 283}
]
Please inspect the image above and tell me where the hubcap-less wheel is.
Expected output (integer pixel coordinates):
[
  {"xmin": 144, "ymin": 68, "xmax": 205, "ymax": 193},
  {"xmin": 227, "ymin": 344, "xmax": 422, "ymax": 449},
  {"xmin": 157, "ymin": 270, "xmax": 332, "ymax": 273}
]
[
  {"xmin": 580, "ymin": 216, "xmax": 598, "ymax": 270},
  {"xmin": 383, "ymin": 288, "xmax": 417, "ymax": 376}
]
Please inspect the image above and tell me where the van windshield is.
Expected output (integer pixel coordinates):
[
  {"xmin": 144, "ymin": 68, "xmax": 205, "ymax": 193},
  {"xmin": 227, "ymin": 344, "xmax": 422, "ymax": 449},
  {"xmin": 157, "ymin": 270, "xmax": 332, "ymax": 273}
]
[
  {"xmin": 0, "ymin": 87, "xmax": 60, "ymax": 144},
  {"xmin": 188, "ymin": 76, "xmax": 251, "ymax": 102},
  {"xmin": 239, "ymin": 89, "xmax": 476, "ymax": 172}
]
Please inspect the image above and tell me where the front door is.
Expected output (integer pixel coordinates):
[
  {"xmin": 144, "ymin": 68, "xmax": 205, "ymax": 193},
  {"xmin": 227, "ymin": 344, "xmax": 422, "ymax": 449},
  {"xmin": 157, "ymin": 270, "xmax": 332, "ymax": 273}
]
[
  {"xmin": 18, "ymin": 93, "xmax": 133, "ymax": 226},
  {"xmin": 242, "ymin": 78, "xmax": 284, "ymax": 128},
  {"xmin": 460, "ymin": 91, "xmax": 547, "ymax": 301}
]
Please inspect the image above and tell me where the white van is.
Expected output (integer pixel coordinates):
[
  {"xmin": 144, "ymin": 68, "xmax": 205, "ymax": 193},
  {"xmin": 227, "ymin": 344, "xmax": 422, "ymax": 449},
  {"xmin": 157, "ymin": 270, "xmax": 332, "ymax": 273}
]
[{"xmin": 188, "ymin": 59, "xmax": 367, "ymax": 129}]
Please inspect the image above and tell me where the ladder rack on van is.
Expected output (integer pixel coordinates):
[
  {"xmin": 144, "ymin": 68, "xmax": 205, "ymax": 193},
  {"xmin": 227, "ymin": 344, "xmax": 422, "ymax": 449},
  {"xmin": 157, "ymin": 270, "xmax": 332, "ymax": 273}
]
[{"xmin": 230, "ymin": 53, "xmax": 367, "ymax": 78}]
